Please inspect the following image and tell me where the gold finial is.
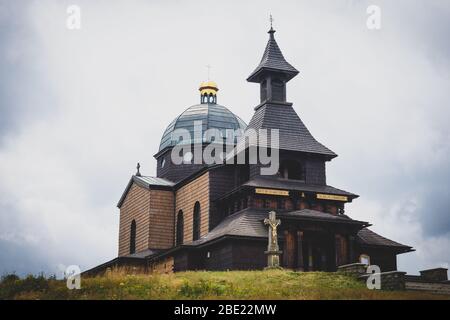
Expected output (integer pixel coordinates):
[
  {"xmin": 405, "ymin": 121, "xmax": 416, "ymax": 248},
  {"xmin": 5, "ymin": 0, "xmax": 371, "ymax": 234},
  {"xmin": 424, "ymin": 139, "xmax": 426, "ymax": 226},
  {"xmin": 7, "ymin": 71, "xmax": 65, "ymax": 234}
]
[
  {"xmin": 199, "ymin": 80, "xmax": 219, "ymax": 104},
  {"xmin": 199, "ymin": 81, "xmax": 218, "ymax": 96}
]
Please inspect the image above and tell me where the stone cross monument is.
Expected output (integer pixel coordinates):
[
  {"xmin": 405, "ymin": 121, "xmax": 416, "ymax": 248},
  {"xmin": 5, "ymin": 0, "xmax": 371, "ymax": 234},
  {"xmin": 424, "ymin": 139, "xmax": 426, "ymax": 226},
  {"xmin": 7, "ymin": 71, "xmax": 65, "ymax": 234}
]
[{"xmin": 264, "ymin": 211, "xmax": 282, "ymax": 269}]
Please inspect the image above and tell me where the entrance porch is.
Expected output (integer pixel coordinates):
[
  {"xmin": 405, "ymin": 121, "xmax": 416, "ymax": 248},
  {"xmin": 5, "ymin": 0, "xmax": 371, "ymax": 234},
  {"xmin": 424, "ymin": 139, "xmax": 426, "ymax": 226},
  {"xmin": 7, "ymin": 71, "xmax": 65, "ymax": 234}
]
[{"xmin": 280, "ymin": 216, "xmax": 364, "ymax": 271}]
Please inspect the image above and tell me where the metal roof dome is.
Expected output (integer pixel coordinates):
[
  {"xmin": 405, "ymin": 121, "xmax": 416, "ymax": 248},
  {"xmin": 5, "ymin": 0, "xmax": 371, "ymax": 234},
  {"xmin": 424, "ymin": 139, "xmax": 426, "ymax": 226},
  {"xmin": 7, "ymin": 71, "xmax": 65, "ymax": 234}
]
[{"xmin": 159, "ymin": 103, "xmax": 247, "ymax": 151}]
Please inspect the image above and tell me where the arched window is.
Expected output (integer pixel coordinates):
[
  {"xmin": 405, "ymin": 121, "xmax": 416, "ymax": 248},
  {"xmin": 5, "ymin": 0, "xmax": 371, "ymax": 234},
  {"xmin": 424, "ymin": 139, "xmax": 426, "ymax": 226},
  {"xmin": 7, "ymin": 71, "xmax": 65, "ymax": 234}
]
[
  {"xmin": 193, "ymin": 202, "xmax": 201, "ymax": 241},
  {"xmin": 130, "ymin": 220, "xmax": 136, "ymax": 254},
  {"xmin": 176, "ymin": 210, "xmax": 184, "ymax": 245},
  {"xmin": 279, "ymin": 159, "xmax": 305, "ymax": 181}
]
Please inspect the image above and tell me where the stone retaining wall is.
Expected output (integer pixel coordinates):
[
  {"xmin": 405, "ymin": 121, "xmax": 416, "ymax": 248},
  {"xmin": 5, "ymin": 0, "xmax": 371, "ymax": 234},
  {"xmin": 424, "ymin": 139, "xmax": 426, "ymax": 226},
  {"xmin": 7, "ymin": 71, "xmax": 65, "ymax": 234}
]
[
  {"xmin": 337, "ymin": 263, "xmax": 367, "ymax": 277},
  {"xmin": 338, "ymin": 263, "xmax": 450, "ymax": 294},
  {"xmin": 405, "ymin": 280, "xmax": 450, "ymax": 295}
]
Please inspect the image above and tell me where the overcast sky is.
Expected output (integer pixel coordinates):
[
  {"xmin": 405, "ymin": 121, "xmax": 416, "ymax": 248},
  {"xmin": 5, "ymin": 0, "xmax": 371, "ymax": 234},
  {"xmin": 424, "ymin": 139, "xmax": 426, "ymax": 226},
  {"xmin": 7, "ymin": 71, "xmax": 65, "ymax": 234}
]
[{"xmin": 0, "ymin": 0, "xmax": 449, "ymax": 276}]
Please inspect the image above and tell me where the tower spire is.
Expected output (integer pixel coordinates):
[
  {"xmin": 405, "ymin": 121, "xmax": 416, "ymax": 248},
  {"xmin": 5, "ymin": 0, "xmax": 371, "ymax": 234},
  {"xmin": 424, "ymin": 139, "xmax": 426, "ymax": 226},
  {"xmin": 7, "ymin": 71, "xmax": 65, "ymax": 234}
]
[
  {"xmin": 269, "ymin": 14, "xmax": 275, "ymax": 34},
  {"xmin": 247, "ymin": 24, "xmax": 299, "ymax": 103}
]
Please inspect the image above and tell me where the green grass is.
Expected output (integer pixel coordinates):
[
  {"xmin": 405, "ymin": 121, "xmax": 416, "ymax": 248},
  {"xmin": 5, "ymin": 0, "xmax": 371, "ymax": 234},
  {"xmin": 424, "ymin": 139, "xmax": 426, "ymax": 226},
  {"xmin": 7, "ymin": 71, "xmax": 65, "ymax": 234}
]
[{"xmin": 1, "ymin": 270, "xmax": 448, "ymax": 300}]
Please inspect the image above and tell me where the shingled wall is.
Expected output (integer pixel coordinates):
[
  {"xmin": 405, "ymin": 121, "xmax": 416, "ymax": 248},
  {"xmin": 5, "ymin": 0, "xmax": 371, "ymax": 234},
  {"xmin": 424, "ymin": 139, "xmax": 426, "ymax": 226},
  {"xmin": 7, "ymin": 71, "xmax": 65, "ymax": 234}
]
[
  {"xmin": 118, "ymin": 183, "xmax": 151, "ymax": 256},
  {"xmin": 175, "ymin": 172, "xmax": 210, "ymax": 244},
  {"xmin": 118, "ymin": 183, "xmax": 175, "ymax": 256}
]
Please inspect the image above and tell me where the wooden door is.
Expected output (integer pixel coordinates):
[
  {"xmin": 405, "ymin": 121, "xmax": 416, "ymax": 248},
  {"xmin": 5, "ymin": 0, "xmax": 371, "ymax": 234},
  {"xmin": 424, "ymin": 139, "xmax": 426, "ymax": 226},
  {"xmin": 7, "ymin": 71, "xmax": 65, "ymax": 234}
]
[{"xmin": 283, "ymin": 230, "xmax": 296, "ymax": 269}]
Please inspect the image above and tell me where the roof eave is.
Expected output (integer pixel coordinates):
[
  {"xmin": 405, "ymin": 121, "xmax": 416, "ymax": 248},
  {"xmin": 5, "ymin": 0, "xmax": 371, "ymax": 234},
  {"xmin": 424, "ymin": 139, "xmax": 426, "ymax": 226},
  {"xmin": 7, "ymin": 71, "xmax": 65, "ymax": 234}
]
[
  {"xmin": 359, "ymin": 243, "xmax": 415, "ymax": 254},
  {"xmin": 278, "ymin": 214, "xmax": 369, "ymax": 227},
  {"xmin": 117, "ymin": 176, "xmax": 136, "ymax": 208},
  {"xmin": 247, "ymin": 67, "xmax": 299, "ymax": 83}
]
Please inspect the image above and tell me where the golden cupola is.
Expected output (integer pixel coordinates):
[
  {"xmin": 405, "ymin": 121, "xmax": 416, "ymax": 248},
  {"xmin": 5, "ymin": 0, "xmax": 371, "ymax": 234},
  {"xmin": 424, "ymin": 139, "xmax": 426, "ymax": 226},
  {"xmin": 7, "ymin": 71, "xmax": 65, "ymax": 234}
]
[{"xmin": 199, "ymin": 80, "xmax": 219, "ymax": 104}]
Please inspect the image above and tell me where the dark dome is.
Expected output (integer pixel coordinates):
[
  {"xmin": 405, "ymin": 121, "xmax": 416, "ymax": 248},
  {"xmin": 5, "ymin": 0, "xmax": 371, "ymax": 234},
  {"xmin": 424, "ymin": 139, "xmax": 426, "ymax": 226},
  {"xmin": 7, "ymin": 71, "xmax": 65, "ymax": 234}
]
[{"xmin": 159, "ymin": 103, "xmax": 247, "ymax": 151}]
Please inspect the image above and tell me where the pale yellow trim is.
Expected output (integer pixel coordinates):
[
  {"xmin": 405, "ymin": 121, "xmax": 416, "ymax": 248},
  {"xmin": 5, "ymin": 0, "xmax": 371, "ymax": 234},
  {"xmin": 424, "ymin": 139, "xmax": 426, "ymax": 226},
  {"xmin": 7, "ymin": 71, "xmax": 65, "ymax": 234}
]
[
  {"xmin": 255, "ymin": 188, "xmax": 289, "ymax": 196},
  {"xmin": 316, "ymin": 193, "xmax": 348, "ymax": 202}
]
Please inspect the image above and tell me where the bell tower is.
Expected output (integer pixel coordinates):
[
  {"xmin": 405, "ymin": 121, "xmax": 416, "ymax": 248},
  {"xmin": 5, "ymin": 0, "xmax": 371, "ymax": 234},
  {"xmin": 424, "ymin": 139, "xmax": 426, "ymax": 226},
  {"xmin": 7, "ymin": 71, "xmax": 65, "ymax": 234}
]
[
  {"xmin": 247, "ymin": 25, "xmax": 299, "ymax": 104},
  {"xmin": 244, "ymin": 22, "xmax": 337, "ymax": 184}
]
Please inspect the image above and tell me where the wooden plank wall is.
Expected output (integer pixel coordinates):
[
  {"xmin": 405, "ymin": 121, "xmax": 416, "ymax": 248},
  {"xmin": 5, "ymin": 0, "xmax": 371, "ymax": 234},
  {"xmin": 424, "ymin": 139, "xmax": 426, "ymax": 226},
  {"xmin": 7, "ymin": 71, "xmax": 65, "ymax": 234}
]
[
  {"xmin": 118, "ymin": 183, "xmax": 151, "ymax": 256},
  {"xmin": 175, "ymin": 172, "xmax": 210, "ymax": 244}
]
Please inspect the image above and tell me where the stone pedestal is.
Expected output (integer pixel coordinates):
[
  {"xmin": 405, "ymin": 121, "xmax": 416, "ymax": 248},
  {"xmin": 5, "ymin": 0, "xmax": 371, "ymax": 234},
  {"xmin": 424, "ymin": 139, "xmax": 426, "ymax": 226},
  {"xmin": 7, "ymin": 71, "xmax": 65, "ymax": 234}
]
[{"xmin": 265, "ymin": 250, "xmax": 283, "ymax": 269}]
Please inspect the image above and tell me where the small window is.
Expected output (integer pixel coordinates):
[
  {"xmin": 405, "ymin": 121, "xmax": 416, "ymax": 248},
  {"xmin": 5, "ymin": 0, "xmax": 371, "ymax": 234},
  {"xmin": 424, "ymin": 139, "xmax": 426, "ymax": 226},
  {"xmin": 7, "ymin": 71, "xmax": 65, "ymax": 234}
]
[
  {"xmin": 260, "ymin": 80, "xmax": 267, "ymax": 102},
  {"xmin": 130, "ymin": 220, "xmax": 136, "ymax": 254},
  {"xmin": 161, "ymin": 157, "xmax": 166, "ymax": 168},
  {"xmin": 271, "ymin": 78, "xmax": 285, "ymax": 101},
  {"xmin": 193, "ymin": 202, "xmax": 201, "ymax": 241},
  {"xmin": 176, "ymin": 210, "xmax": 184, "ymax": 245},
  {"xmin": 279, "ymin": 159, "xmax": 305, "ymax": 181},
  {"xmin": 359, "ymin": 254, "xmax": 370, "ymax": 266}
]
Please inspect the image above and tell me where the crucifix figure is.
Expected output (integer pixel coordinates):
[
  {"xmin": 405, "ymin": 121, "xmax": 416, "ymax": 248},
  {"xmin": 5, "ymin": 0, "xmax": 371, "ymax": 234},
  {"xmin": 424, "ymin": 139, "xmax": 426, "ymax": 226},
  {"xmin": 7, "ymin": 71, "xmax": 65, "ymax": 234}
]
[
  {"xmin": 264, "ymin": 211, "xmax": 281, "ymax": 249},
  {"xmin": 264, "ymin": 211, "xmax": 282, "ymax": 268}
]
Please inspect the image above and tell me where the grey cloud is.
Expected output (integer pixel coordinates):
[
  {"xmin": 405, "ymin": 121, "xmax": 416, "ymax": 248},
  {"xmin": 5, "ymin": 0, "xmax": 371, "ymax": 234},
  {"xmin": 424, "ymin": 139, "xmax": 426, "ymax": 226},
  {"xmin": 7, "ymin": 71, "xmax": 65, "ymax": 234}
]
[{"xmin": 0, "ymin": 239, "xmax": 55, "ymax": 277}]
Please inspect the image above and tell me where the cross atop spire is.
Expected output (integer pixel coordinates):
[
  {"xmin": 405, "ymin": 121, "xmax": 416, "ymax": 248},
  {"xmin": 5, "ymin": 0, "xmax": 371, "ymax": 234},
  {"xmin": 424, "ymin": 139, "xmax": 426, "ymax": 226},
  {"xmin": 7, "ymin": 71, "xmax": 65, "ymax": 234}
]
[
  {"xmin": 135, "ymin": 162, "xmax": 141, "ymax": 176},
  {"xmin": 268, "ymin": 14, "xmax": 276, "ymax": 39},
  {"xmin": 206, "ymin": 64, "xmax": 211, "ymax": 80}
]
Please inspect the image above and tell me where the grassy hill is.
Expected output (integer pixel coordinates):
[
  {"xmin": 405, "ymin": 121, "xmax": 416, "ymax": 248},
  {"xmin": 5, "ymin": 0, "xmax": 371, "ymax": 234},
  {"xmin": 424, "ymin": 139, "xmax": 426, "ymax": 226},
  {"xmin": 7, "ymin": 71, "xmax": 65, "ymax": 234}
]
[{"xmin": 1, "ymin": 269, "xmax": 448, "ymax": 300}]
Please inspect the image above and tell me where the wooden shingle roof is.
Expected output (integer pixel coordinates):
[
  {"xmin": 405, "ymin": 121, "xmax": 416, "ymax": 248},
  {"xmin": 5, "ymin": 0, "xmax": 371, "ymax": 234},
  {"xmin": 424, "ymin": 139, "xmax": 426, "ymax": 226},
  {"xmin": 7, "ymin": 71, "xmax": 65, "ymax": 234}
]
[
  {"xmin": 188, "ymin": 208, "xmax": 367, "ymax": 246},
  {"xmin": 244, "ymin": 102, "xmax": 337, "ymax": 158},
  {"xmin": 357, "ymin": 228, "xmax": 414, "ymax": 252},
  {"xmin": 247, "ymin": 28, "xmax": 299, "ymax": 83}
]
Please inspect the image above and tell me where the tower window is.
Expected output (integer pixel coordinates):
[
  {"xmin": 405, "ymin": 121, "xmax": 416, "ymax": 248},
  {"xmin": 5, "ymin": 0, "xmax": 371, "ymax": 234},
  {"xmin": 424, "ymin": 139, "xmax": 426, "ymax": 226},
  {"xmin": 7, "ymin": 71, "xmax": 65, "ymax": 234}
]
[
  {"xmin": 279, "ymin": 159, "xmax": 305, "ymax": 181},
  {"xmin": 130, "ymin": 220, "xmax": 136, "ymax": 254},
  {"xmin": 260, "ymin": 80, "xmax": 267, "ymax": 102},
  {"xmin": 193, "ymin": 202, "xmax": 201, "ymax": 241},
  {"xmin": 176, "ymin": 210, "xmax": 184, "ymax": 245},
  {"xmin": 271, "ymin": 79, "xmax": 285, "ymax": 101}
]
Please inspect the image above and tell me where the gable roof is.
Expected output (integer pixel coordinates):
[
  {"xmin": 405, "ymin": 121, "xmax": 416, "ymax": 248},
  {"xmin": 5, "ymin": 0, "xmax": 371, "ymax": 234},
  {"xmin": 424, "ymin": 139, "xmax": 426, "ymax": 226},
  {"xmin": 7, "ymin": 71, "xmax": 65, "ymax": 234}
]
[
  {"xmin": 117, "ymin": 175, "xmax": 174, "ymax": 208},
  {"xmin": 247, "ymin": 29, "xmax": 299, "ymax": 83}
]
